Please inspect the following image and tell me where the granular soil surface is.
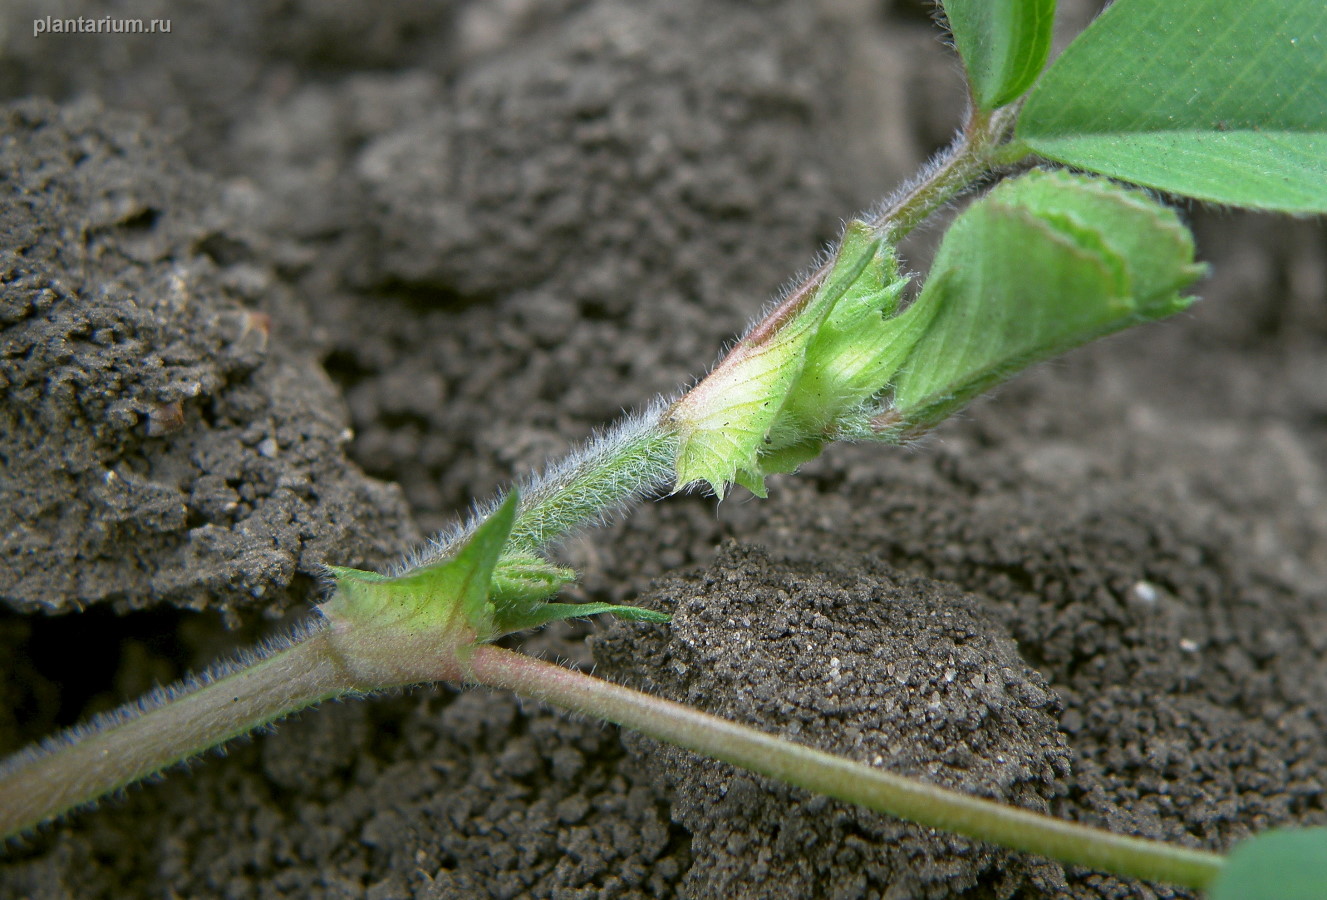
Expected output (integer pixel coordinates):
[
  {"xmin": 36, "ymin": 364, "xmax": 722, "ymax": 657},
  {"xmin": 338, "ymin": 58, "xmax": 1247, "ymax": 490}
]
[{"xmin": 1, "ymin": 1, "xmax": 1324, "ymax": 898}]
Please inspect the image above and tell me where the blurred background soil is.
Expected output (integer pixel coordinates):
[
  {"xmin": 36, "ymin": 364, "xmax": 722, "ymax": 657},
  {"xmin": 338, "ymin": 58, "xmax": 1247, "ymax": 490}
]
[{"xmin": 0, "ymin": 1, "xmax": 1324, "ymax": 897}]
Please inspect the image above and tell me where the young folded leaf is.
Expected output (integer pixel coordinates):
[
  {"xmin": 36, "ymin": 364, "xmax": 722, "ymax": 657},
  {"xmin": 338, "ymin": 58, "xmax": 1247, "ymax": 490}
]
[
  {"xmin": 874, "ymin": 169, "xmax": 1205, "ymax": 436},
  {"xmin": 487, "ymin": 547, "xmax": 669, "ymax": 635},
  {"xmin": 739, "ymin": 222, "xmax": 912, "ymax": 492},
  {"xmin": 670, "ymin": 170, "xmax": 1202, "ymax": 497}
]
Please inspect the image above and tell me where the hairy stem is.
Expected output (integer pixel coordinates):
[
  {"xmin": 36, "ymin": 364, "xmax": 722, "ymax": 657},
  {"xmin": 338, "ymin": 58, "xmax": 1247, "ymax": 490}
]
[
  {"xmin": 734, "ymin": 103, "xmax": 1023, "ymax": 356},
  {"xmin": 414, "ymin": 105, "xmax": 1027, "ymax": 570},
  {"xmin": 404, "ymin": 409, "xmax": 679, "ymax": 572},
  {"xmin": 0, "ymin": 623, "xmax": 354, "ymax": 839},
  {"xmin": 471, "ymin": 645, "xmax": 1227, "ymax": 891},
  {"xmin": 3, "ymin": 619, "xmax": 1230, "ymax": 892},
  {"xmin": 868, "ymin": 103, "xmax": 1022, "ymax": 243},
  {"xmin": 508, "ymin": 413, "xmax": 679, "ymax": 554}
]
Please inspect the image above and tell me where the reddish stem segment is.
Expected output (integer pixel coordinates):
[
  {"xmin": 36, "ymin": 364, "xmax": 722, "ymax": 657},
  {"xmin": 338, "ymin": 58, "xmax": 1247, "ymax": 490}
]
[{"xmin": 468, "ymin": 645, "xmax": 1225, "ymax": 891}]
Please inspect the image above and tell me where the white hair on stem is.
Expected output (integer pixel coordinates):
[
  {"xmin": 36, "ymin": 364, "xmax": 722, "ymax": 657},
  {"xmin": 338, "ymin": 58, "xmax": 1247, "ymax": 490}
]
[
  {"xmin": 0, "ymin": 617, "xmax": 333, "ymax": 788},
  {"xmin": 392, "ymin": 398, "xmax": 678, "ymax": 576}
]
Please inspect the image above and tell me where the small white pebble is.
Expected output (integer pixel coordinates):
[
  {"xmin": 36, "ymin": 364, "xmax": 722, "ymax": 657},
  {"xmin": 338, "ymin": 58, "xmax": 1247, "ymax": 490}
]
[{"xmin": 1130, "ymin": 580, "xmax": 1160, "ymax": 605}]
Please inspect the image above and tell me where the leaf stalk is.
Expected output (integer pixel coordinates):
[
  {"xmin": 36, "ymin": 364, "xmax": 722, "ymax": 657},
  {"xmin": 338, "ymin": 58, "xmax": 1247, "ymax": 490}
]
[{"xmin": 469, "ymin": 645, "xmax": 1227, "ymax": 891}]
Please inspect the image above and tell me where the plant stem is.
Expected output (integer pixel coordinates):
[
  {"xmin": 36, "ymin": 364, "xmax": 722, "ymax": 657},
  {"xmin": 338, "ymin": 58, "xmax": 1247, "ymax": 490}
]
[
  {"xmin": 403, "ymin": 409, "xmax": 679, "ymax": 572},
  {"xmin": 0, "ymin": 623, "xmax": 355, "ymax": 839},
  {"xmin": 507, "ymin": 413, "xmax": 679, "ymax": 555},
  {"xmin": 734, "ymin": 103, "xmax": 1023, "ymax": 355},
  {"xmin": 470, "ymin": 645, "xmax": 1227, "ymax": 891},
  {"xmin": 0, "ymin": 618, "xmax": 1227, "ymax": 892},
  {"xmin": 868, "ymin": 103, "xmax": 1022, "ymax": 243}
]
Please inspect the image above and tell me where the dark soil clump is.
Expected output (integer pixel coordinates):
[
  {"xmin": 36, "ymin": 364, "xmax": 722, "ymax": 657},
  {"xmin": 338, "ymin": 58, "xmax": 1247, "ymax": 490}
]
[{"xmin": 0, "ymin": 100, "xmax": 417, "ymax": 622}]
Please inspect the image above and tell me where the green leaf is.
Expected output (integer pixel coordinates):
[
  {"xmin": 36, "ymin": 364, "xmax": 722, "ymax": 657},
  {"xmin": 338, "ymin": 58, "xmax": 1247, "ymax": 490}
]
[
  {"xmin": 495, "ymin": 601, "xmax": 670, "ymax": 634},
  {"xmin": 944, "ymin": 0, "xmax": 1056, "ymax": 109},
  {"xmin": 1210, "ymin": 828, "xmax": 1327, "ymax": 900},
  {"xmin": 881, "ymin": 169, "xmax": 1203, "ymax": 434},
  {"xmin": 325, "ymin": 491, "xmax": 519, "ymax": 640},
  {"xmin": 1018, "ymin": 0, "xmax": 1327, "ymax": 212}
]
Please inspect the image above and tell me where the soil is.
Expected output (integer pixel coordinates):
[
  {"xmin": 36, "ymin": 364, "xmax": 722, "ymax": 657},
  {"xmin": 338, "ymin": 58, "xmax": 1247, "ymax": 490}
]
[{"xmin": 0, "ymin": 1, "xmax": 1324, "ymax": 898}]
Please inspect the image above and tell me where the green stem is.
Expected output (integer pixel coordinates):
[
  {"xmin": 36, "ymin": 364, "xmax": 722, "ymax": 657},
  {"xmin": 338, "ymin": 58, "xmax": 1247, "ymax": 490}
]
[
  {"xmin": 508, "ymin": 414, "xmax": 679, "ymax": 554},
  {"xmin": 0, "ymin": 619, "xmax": 1229, "ymax": 892},
  {"xmin": 732, "ymin": 102, "xmax": 1021, "ymax": 357},
  {"xmin": 403, "ymin": 410, "xmax": 679, "ymax": 571},
  {"xmin": 469, "ymin": 645, "xmax": 1227, "ymax": 891},
  {"xmin": 0, "ymin": 623, "xmax": 358, "ymax": 839},
  {"xmin": 869, "ymin": 103, "xmax": 1021, "ymax": 243}
]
